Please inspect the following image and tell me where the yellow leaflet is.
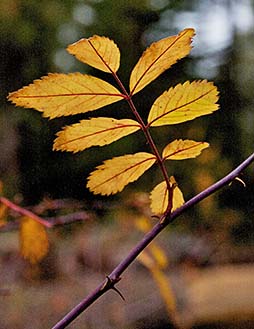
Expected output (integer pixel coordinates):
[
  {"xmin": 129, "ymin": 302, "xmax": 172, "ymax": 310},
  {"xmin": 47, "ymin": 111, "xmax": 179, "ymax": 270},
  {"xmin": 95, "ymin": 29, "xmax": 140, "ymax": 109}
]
[
  {"xmin": 67, "ymin": 35, "xmax": 120, "ymax": 73},
  {"xmin": 129, "ymin": 28, "xmax": 195, "ymax": 95},
  {"xmin": 0, "ymin": 203, "xmax": 8, "ymax": 220},
  {"xmin": 135, "ymin": 216, "xmax": 168, "ymax": 269},
  {"xmin": 138, "ymin": 251, "xmax": 176, "ymax": 314},
  {"xmin": 87, "ymin": 152, "xmax": 156, "ymax": 195},
  {"xmin": 135, "ymin": 216, "xmax": 152, "ymax": 232},
  {"xmin": 8, "ymin": 73, "xmax": 124, "ymax": 119},
  {"xmin": 150, "ymin": 266, "xmax": 177, "ymax": 315},
  {"xmin": 162, "ymin": 139, "xmax": 209, "ymax": 160},
  {"xmin": 148, "ymin": 80, "xmax": 219, "ymax": 126},
  {"xmin": 149, "ymin": 244, "xmax": 168, "ymax": 269},
  {"xmin": 150, "ymin": 178, "xmax": 184, "ymax": 215},
  {"xmin": 0, "ymin": 204, "xmax": 8, "ymax": 228},
  {"xmin": 19, "ymin": 216, "xmax": 49, "ymax": 264},
  {"xmin": 54, "ymin": 117, "xmax": 140, "ymax": 153}
]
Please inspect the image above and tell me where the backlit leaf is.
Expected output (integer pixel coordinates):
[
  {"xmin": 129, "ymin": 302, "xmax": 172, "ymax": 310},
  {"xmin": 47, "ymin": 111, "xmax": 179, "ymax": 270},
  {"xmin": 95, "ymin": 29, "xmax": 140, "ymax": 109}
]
[
  {"xmin": 87, "ymin": 152, "xmax": 156, "ymax": 195},
  {"xmin": 8, "ymin": 73, "xmax": 124, "ymax": 119},
  {"xmin": 129, "ymin": 28, "xmax": 195, "ymax": 95},
  {"xmin": 67, "ymin": 35, "xmax": 120, "ymax": 73},
  {"xmin": 162, "ymin": 139, "xmax": 209, "ymax": 160},
  {"xmin": 19, "ymin": 216, "xmax": 49, "ymax": 264},
  {"xmin": 148, "ymin": 80, "xmax": 219, "ymax": 126},
  {"xmin": 54, "ymin": 117, "xmax": 140, "ymax": 152},
  {"xmin": 150, "ymin": 178, "xmax": 184, "ymax": 215}
]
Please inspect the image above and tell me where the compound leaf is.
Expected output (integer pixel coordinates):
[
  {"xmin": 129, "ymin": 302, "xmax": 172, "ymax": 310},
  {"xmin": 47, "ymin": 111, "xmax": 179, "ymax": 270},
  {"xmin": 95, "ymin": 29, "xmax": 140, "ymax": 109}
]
[
  {"xmin": 67, "ymin": 35, "xmax": 120, "ymax": 73},
  {"xmin": 150, "ymin": 178, "xmax": 184, "ymax": 215},
  {"xmin": 129, "ymin": 28, "xmax": 195, "ymax": 95},
  {"xmin": 162, "ymin": 139, "xmax": 209, "ymax": 160},
  {"xmin": 8, "ymin": 73, "xmax": 124, "ymax": 119},
  {"xmin": 54, "ymin": 117, "xmax": 141, "ymax": 152},
  {"xmin": 19, "ymin": 216, "xmax": 49, "ymax": 264},
  {"xmin": 87, "ymin": 152, "xmax": 156, "ymax": 195},
  {"xmin": 148, "ymin": 80, "xmax": 219, "ymax": 126}
]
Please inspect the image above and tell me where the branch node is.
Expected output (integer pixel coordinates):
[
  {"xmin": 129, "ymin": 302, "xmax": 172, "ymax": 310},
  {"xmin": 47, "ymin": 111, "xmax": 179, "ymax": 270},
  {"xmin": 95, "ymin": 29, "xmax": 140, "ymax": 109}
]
[{"xmin": 100, "ymin": 276, "xmax": 125, "ymax": 300}]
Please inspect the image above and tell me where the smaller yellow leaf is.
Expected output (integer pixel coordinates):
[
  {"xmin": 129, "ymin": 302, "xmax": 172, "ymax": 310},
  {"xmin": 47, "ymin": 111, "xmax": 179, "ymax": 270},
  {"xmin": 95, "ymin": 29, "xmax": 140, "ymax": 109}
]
[
  {"xmin": 149, "ymin": 243, "xmax": 168, "ymax": 269},
  {"xmin": 163, "ymin": 139, "xmax": 209, "ymax": 160},
  {"xmin": 150, "ymin": 178, "xmax": 184, "ymax": 215},
  {"xmin": 135, "ymin": 216, "xmax": 168, "ymax": 269},
  {"xmin": 19, "ymin": 216, "xmax": 49, "ymax": 264},
  {"xmin": 134, "ymin": 216, "xmax": 152, "ymax": 233},
  {"xmin": 87, "ymin": 152, "xmax": 156, "ymax": 195},
  {"xmin": 0, "ymin": 203, "xmax": 8, "ymax": 221},
  {"xmin": 138, "ymin": 251, "xmax": 176, "ymax": 314},
  {"xmin": 67, "ymin": 35, "xmax": 120, "ymax": 73},
  {"xmin": 8, "ymin": 73, "xmax": 124, "ymax": 119},
  {"xmin": 150, "ymin": 266, "xmax": 177, "ymax": 314},
  {"xmin": 148, "ymin": 80, "xmax": 219, "ymax": 126},
  {"xmin": 53, "ymin": 117, "xmax": 140, "ymax": 153}
]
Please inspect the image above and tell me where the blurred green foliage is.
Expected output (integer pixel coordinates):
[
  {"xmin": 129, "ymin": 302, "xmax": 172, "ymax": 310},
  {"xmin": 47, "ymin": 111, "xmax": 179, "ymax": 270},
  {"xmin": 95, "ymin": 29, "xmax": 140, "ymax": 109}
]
[{"xmin": 1, "ymin": 0, "xmax": 254, "ymax": 242}]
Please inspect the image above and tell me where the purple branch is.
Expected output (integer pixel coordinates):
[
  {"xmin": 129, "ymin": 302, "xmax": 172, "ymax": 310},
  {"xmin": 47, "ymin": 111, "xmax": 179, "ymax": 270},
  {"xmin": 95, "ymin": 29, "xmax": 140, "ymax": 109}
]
[{"xmin": 52, "ymin": 152, "xmax": 254, "ymax": 329}]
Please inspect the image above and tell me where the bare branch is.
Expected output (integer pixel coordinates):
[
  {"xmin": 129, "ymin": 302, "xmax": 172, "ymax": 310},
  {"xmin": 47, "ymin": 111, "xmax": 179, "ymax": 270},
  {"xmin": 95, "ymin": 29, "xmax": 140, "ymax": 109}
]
[
  {"xmin": 52, "ymin": 152, "xmax": 254, "ymax": 329},
  {"xmin": 0, "ymin": 196, "xmax": 52, "ymax": 228}
]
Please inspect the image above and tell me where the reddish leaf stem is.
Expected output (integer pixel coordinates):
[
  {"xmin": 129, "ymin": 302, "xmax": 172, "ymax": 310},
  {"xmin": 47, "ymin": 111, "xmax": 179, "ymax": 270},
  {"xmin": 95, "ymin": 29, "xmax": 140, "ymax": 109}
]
[
  {"xmin": 112, "ymin": 72, "xmax": 172, "ymax": 197},
  {"xmin": 52, "ymin": 152, "xmax": 254, "ymax": 329},
  {"xmin": 0, "ymin": 196, "xmax": 52, "ymax": 228}
]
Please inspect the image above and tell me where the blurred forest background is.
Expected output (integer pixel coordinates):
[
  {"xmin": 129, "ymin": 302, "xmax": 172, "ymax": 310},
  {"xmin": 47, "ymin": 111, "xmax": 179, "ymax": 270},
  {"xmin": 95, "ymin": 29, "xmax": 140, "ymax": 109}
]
[{"xmin": 1, "ymin": 0, "xmax": 254, "ymax": 328}]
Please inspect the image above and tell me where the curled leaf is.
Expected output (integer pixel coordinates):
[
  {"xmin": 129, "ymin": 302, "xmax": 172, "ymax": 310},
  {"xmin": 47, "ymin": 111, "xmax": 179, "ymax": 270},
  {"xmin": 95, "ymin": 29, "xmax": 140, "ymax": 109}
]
[
  {"xmin": 8, "ymin": 73, "xmax": 124, "ymax": 119},
  {"xmin": 129, "ymin": 28, "xmax": 195, "ymax": 95},
  {"xmin": 150, "ymin": 178, "xmax": 184, "ymax": 215},
  {"xmin": 19, "ymin": 216, "xmax": 49, "ymax": 264},
  {"xmin": 87, "ymin": 152, "xmax": 156, "ymax": 195},
  {"xmin": 54, "ymin": 117, "xmax": 140, "ymax": 153},
  {"xmin": 162, "ymin": 139, "xmax": 209, "ymax": 160},
  {"xmin": 148, "ymin": 80, "xmax": 219, "ymax": 126},
  {"xmin": 67, "ymin": 35, "xmax": 120, "ymax": 73}
]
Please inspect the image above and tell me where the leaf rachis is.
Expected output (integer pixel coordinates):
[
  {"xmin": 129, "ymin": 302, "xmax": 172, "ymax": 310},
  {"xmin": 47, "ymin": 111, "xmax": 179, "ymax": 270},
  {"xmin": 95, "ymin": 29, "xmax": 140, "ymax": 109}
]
[{"xmin": 8, "ymin": 28, "xmax": 219, "ymax": 215}]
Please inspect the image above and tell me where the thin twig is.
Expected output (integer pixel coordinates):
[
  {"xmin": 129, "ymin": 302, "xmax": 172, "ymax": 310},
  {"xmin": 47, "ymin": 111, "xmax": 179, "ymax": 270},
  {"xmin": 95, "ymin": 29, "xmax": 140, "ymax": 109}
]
[
  {"xmin": 52, "ymin": 152, "xmax": 254, "ymax": 329},
  {"xmin": 0, "ymin": 197, "xmax": 52, "ymax": 228},
  {"xmin": 0, "ymin": 210, "xmax": 92, "ymax": 232}
]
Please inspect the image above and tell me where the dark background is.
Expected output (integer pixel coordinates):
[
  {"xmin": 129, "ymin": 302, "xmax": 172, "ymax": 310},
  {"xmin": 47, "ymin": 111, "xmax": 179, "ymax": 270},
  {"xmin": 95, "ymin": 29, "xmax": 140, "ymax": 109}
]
[
  {"xmin": 1, "ymin": 1, "xmax": 254, "ymax": 328},
  {"xmin": 1, "ymin": 0, "xmax": 254, "ymax": 241}
]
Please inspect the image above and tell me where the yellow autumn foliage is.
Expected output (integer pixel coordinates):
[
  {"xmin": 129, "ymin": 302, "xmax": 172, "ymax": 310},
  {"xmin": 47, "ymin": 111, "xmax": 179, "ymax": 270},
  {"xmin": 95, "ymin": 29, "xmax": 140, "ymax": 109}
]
[
  {"xmin": 129, "ymin": 28, "xmax": 194, "ymax": 95},
  {"xmin": 67, "ymin": 35, "xmax": 120, "ymax": 73},
  {"xmin": 150, "ymin": 178, "xmax": 185, "ymax": 215},
  {"xmin": 148, "ymin": 80, "xmax": 219, "ymax": 126},
  {"xmin": 8, "ymin": 73, "xmax": 124, "ymax": 119},
  {"xmin": 138, "ymin": 250, "xmax": 176, "ymax": 314},
  {"xmin": 162, "ymin": 139, "xmax": 209, "ymax": 160},
  {"xmin": 19, "ymin": 216, "xmax": 49, "ymax": 264},
  {"xmin": 0, "ymin": 203, "xmax": 8, "ymax": 228},
  {"xmin": 54, "ymin": 117, "xmax": 140, "ymax": 152},
  {"xmin": 87, "ymin": 153, "xmax": 156, "ymax": 195},
  {"xmin": 7, "ymin": 28, "xmax": 220, "ymax": 204}
]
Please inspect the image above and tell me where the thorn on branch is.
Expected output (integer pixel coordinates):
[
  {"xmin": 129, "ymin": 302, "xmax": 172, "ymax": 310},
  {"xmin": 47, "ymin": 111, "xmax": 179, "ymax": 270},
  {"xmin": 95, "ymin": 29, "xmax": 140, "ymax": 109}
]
[
  {"xmin": 100, "ymin": 276, "xmax": 125, "ymax": 301},
  {"xmin": 228, "ymin": 175, "xmax": 246, "ymax": 188},
  {"xmin": 112, "ymin": 286, "xmax": 125, "ymax": 301},
  {"xmin": 234, "ymin": 176, "xmax": 246, "ymax": 187}
]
